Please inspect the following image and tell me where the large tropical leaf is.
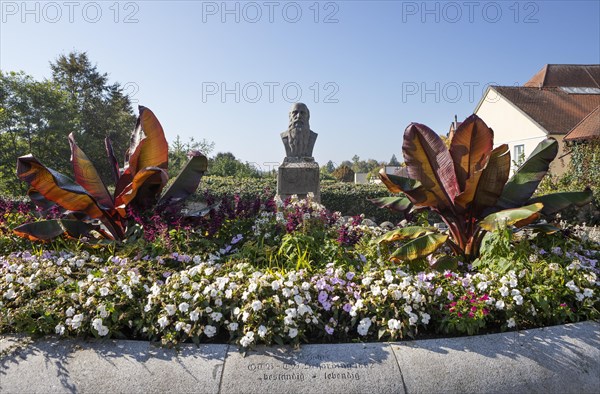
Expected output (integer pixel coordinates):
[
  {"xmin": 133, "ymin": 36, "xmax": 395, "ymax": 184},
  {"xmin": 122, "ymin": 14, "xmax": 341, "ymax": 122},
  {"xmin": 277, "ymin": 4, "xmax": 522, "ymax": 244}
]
[
  {"xmin": 449, "ymin": 115, "xmax": 494, "ymax": 193},
  {"xmin": 528, "ymin": 189, "xmax": 593, "ymax": 216},
  {"xmin": 496, "ymin": 138, "xmax": 558, "ymax": 209},
  {"xmin": 403, "ymin": 123, "xmax": 459, "ymax": 211},
  {"xmin": 374, "ymin": 226, "xmax": 436, "ymax": 244},
  {"xmin": 116, "ymin": 107, "xmax": 169, "ymax": 195},
  {"xmin": 458, "ymin": 144, "xmax": 511, "ymax": 217},
  {"xmin": 114, "ymin": 167, "xmax": 168, "ymax": 216},
  {"xmin": 13, "ymin": 219, "xmax": 96, "ymax": 241},
  {"xmin": 479, "ymin": 203, "xmax": 544, "ymax": 231},
  {"xmin": 69, "ymin": 133, "xmax": 113, "ymax": 209},
  {"xmin": 159, "ymin": 153, "xmax": 208, "ymax": 205},
  {"xmin": 105, "ymin": 137, "xmax": 120, "ymax": 186},
  {"xmin": 16, "ymin": 155, "xmax": 105, "ymax": 219},
  {"xmin": 391, "ymin": 233, "xmax": 448, "ymax": 261},
  {"xmin": 368, "ymin": 196, "xmax": 413, "ymax": 212}
]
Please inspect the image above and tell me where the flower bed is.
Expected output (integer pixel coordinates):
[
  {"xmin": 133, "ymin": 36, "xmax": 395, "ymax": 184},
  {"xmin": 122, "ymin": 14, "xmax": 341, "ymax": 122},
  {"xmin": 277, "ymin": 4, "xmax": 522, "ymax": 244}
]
[{"xmin": 1, "ymin": 195, "xmax": 599, "ymax": 350}]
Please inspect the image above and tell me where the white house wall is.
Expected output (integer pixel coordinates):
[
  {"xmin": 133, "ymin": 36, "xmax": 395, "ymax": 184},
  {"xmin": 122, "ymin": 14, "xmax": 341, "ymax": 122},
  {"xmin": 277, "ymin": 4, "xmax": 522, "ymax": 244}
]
[{"xmin": 475, "ymin": 88, "xmax": 549, "ymax": 173}]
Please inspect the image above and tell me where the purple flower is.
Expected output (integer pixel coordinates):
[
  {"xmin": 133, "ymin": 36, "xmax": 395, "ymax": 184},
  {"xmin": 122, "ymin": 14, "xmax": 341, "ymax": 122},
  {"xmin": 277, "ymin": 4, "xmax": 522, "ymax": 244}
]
[
  {"xmin": 325, "ymin": 325, "xmax": 334, "ymax": 335},
  {"xmin": 343, "ymin": 303, "xmax": 352, "ymax": 313},
  {"xmin": 231, "ymin": 234, "xmax": 243, "ymax": 244},
  {"xmin": 318, "ymin": 291, "xmax": 329, "ymax": 304},
  {"xmin": 346, "ymin": 272, "xmax": 355, "ymax": 281}
]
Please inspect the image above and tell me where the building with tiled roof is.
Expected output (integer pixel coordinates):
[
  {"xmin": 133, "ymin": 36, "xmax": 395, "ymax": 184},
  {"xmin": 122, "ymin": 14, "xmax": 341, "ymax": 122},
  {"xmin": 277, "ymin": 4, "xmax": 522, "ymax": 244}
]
[{"xmin": 474, "ymin": 64, "xmax": 600, "ymax": 175}]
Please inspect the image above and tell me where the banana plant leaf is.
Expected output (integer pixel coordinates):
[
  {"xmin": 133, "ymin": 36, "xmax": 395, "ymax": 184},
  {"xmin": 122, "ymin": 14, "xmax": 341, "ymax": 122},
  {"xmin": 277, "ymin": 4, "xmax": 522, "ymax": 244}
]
[
  {"xmin": 378, "ymin": 169, "xmax": 422, "ymax": 194},
  {"xmin": 374, "ymin": 226, "xmax": 437, "ymax": 244},
  {"xmin": 528, "ymin": 223, "xmax": 561, "ymax": 234},
  {"xmin": 449, "ymin": 114, "xmax": 494, "ymax": 192},
  {"xmin": 467, "ymin": 144, "xmax": 511, "ymax": 217},
  {"xmin": 17, "ymin": 155, "xmax": 105, "ymax": 219},
  {"xmin": 391, "ymin": 233, "xmax": 448, "ymax": 261},
  {"xmin": 528, "ymin": 189, "xmax": 593, "ymax": 216},
  {"xmin": 69, "ymin": 133, "xmax": 114, "ymax": 210},
  {"xmin": 479, "ymin": 203, "xmax": 544, "ymax": 231},
  {"xmin": 105, "ymin": 137, "xmax": 120, "ymax": 186},
  {"xmin": 159, "ymin": 153, "xmax": 208, "ymax": 205},
  {"xmin": 403, "ymin": 123, "xmax": 460, "ymax": 210},
  {"xmin": 116, "ymin": 107, "xmax": 169, "ymax": 196},
  {"xmin": 368, "ymin": 196, "xmax": 413, "ymax": 212},
  {"xmin": 115, "ymin": 167, "xmax": 168, "ymax": 215},
  {"xmin": 13, "ymin": 219, "xmax": 96, "ymax": 241},
  {"xmin": 496, "ymin": 138, "xmax": 558, "ymax": 209}
]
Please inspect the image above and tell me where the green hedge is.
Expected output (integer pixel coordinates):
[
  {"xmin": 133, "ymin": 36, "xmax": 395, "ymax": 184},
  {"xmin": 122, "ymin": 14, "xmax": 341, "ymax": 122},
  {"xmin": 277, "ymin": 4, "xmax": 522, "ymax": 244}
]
[{"xmin": 198, "ymin": 176, "xmax": 405, "ymax": 223}]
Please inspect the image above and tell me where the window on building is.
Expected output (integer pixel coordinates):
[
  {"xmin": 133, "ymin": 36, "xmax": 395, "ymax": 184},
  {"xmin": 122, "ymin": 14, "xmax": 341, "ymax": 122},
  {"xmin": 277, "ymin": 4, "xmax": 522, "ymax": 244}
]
[{"xmin": 514, "ymin": 144, "xmax": 525, "ymax": 167}]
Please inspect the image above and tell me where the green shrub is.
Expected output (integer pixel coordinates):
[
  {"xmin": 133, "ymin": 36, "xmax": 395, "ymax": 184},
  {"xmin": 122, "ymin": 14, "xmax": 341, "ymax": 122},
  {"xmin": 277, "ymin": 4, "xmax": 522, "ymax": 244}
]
[{"xmin": 198, "ymin": 176, "xmax": 404, "ymax": 223}]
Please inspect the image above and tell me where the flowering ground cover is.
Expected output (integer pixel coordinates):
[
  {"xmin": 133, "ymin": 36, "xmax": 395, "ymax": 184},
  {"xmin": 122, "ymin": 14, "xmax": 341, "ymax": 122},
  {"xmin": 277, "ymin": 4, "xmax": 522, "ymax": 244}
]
[{"xmin": 1, "ymin": 194, "xmax": 598, "ymax": 350}]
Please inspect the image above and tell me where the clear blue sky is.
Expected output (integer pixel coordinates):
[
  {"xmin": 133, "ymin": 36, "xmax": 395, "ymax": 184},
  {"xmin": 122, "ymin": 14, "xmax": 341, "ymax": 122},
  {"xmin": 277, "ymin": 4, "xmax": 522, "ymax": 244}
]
[{"xmin": 1, "ymin": 0, "xmax": 599, "ymax": 170}]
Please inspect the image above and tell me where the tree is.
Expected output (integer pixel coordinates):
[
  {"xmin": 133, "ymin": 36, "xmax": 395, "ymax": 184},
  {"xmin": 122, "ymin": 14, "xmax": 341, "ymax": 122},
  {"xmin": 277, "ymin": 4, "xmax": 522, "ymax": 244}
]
[
  {"xmin": 388, "ymin": 154, "xmax": 400, "ymax": 166},
  {"xmin": 324, "ymin": 160, "xmax": 335, "ymax": 174},
  {"xmin": 169, "ymin": 135, "xmax": 214, "ymax": 178},
  {"xmin": 332, "ymin": 165, "xmax": 355, "ymax": 183},
  {"xmin": 50, "ymin": 51, "xmax": 135, "ymax": 185},
  {"xmin": 0, "ymin": 71, "xmax": 74, "ymax": 195},
  {"xmin": 209, "ymin": 152, "xmax": 259, "ymax": 178}
]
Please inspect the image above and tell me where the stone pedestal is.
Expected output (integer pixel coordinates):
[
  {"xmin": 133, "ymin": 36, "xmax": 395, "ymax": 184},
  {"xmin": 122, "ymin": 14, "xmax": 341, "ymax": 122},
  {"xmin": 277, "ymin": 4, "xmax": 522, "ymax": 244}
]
[{"xmin": 277, "ymin": 158, "xmax": 320, "ymax": 202}]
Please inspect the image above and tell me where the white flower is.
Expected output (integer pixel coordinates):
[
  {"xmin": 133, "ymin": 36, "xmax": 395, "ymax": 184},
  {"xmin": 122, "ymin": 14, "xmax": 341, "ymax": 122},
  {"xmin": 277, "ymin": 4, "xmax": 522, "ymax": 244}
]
[
  {"xmin": 210, "ymin": 312, "xmax": 223, "ymax": 322},
  {"xmin": 477, "ymin": 281, "xmax": 488, "ymax": 291},
  {"xmin": 495, "ymin": 300, "xmax": 505, "ymax": 310},
  {"xmin": 251, "ymin": 300, "xmax": 263, "ymax": 311},
  {"xmin": 388, "ymin": 319, "xmax": 401, "ymax": 331},
  {"xmin": 499, "ymin": 286, "xmax": 509, "ymax": 297},
  {"xmin": 158, "ymin": 316, "xmax": 169, "ymax": 328},
  {"xmin": 204, "ymin": 325, "xmax": 217, "ymax": 338},
  {"xmin": 91, "ymin": 318, "xmax": 109, "ymax": 337},
  {"xmin": 98, "ymin": 304, "xmax": 109, "ymax": 318},
  {"xmin": 566, "ymin": 281, "xmax": 580, "ymax": 292},
  {"xmin": 271, "ymin": 280, "xmax": 280, "ymax": 291},
  {"xmin": 258, "ymin": 325, "xmax": 268, "ymax": 338},
  {"xmin": 190, "ymin": 310, "xmax": 199, "ymax": 321},
  {"xmin": 242, "ymin": 311, "xmax": 250, "ymax": 322},
  {"xmin": 165, "ymin": 304, "xmax": 176, "ymax": 316},
  {"xmin": 506, "ymin": 317, "xmax": 516, "ymax": 328},
  {"xmin": 99, "ymin": 287, "xmax": 109, "ymax": 296},
  {"xmin": 408, "ymin": 313, "xmax": 418, "ymax": 326},
  {"xmin": 420, "ymin": 312, "xmax": 430, "ymax": 325},
  {"xmin": 288, "ymin": 328, "xmax": 298, "ymax": 338},
  {"xmin": 66, "ymin": 306, "xmax": 76, "ymax": 317},
  {"xmin": 71, "ymin": 314, "xmax": 84, "ymax": 329},
  {"xmin": 513, "ymin": 295, "xmax": 524, "ymax": 305},
  {"xmin": 576, "ymin": 293, "xmax": 585, "ymax": 301},
  {"xmin": 508, "ymin": 278, "xmax": 518, "ymax": 288},
  {"xmin": 55, "ymin": 324, "xmax": 65, "ymax": 335},
  {"xmin": 228, "ymin": 322, "xmax": 239, "ymax": 331},
  {"xmin": 357, "ymin": 317, "xmax": 371, "ymax": 336},
  {"xmin": 240, "ymin": 331, "xmax": 255, "ymax": 347},
  {"xmin": 5, "ymin": 274, "xmax": 13, "ymax": 283},
  {"xmin": 182, "ymin": 291, "xmax": 192, "ymax": 300},
  {"xmin": 178, "ymin": 302, "xmax": 190, "ymax": 313},
  {"xmin": 583, "ymin": 288, "xmax": 594, "ymax": 298}
]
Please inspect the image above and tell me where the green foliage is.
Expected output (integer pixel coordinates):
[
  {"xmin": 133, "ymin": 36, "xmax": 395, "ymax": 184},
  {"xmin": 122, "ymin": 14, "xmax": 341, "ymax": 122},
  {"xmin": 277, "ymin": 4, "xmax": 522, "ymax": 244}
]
[
  {"xmin": 208, "ymin": 152, "xmax": 260, "ymax": 178},
  {"xmin": 199, "ymin": 176, "xmax": 404, "ymax": 223},
  {"xmin": 0, "ymin": 52, "xmax": 136, "ymax": 196},
  {"xmin": 169, "ymin": 135, "xmax": 214, "ymax": 179}
]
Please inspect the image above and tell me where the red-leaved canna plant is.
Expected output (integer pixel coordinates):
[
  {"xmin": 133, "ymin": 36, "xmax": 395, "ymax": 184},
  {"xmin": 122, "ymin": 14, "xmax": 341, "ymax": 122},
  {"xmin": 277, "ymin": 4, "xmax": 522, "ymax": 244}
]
[
  {"xmin": 373, "ymin": 114, "xmax": 592, "ymax": 265},
  {"xmin": 14, "ymin": 106, "xmax": 208, "ymax": 242}
]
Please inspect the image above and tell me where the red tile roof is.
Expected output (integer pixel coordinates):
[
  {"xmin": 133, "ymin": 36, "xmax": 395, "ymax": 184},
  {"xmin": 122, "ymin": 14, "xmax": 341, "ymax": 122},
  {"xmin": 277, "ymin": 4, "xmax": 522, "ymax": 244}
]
[
  {"xmin": 524, "ymin": 65, "xmax": 600, "ymax": 88},
  {"xmin": 564, "ymin": 106, "xmax": 600, "ymax": 141},
  {"xmin": 493, "ymin": 86, "xmax": 600, "ymax": 134}
]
